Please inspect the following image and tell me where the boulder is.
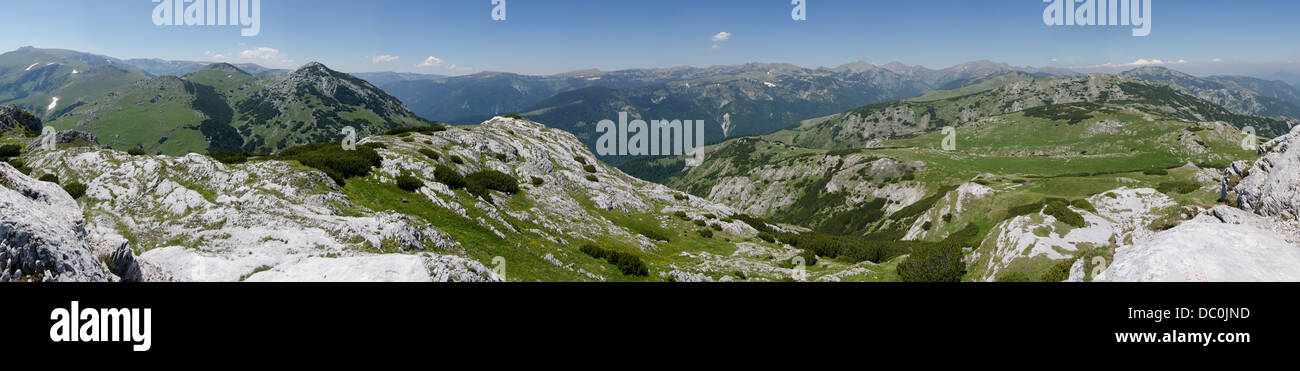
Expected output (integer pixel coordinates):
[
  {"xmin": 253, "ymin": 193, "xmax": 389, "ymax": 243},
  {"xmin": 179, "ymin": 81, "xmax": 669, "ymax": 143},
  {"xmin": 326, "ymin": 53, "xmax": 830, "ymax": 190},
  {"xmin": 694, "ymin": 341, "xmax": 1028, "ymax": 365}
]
[{"xmin": 0, "ymin": 162, "xmax": 109, "ymax": 282}]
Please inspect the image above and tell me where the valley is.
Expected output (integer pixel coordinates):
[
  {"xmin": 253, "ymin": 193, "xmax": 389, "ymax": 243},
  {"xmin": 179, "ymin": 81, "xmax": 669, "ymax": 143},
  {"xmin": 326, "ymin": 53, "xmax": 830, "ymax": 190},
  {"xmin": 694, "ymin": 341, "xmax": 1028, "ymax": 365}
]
[{"xmin": 3, "ymin": 46, "xmax": 1299, "ymax": 283}]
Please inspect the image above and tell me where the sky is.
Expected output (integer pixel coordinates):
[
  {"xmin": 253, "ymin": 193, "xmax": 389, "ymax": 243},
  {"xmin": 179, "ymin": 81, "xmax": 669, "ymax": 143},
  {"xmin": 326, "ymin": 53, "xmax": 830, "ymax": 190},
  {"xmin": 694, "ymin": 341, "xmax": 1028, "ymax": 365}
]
[{"xmin": 2, "ymin": 0, "xmax": 1298, "ymax": 76}]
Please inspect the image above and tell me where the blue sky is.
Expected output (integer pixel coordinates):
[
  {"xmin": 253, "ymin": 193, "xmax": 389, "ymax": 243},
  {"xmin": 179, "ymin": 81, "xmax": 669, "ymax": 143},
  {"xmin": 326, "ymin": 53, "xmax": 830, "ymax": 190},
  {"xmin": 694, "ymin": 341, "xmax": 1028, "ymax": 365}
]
[{"xmin": 2, "ymin": 0, "xmax": 1297, "ymax": 75}]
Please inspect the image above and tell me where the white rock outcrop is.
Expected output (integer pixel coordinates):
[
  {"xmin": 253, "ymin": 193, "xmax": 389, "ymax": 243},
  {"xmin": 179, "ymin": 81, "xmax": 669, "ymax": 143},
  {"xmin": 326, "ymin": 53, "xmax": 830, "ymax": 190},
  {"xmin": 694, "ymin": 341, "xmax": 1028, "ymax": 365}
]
[
  {"xmin": 0, "ymin": 162, "xmax": 110, "ymax": 281},
  {"xmin": 1100, "ymin": 125, "xmax": 1300, "ymax": 281}
]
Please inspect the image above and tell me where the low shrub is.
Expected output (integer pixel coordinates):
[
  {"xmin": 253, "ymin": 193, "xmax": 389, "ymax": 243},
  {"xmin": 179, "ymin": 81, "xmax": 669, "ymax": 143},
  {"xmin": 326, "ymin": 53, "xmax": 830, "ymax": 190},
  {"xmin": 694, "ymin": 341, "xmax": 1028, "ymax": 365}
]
[
  {"xmin": 530, "ymin": 176, "xmax": 544, "ymax": 186},
  {"xmin": 0, "ymin": 144, "xmax": 20, "ymax": 158},
  {"xmin": 1040, "ymin": 258, "xmax": 1078, "ymax": 282},
  {"xmin": 38, "ymin": 174, "xmax": 58, "ymax": 184},
  {"xmin": 63, "ymin": 182, "xmax": 87, "ymax": 199},
  {"xmin": 276, "ymin": 143, "xmax": 382, "ymax": 186},
  {"xmin": 995, "ymin": 271, "xmax": 1032, "ymax": 282},
  {"xmin": 1070, "ymin": 199, "xmax": 1097, "ymax": 213},
  {"xmin": 126, "ymin": 148, "xmax": 147, "ymax": 156},
  {"xmin": 585, "ymin": 174, "xmax": 598, "ymax": 182},
  {"xmin": 1044, "ymin": 201, "xmax": 1086, "ymax": 228},
  {"xmin": 635, "ymin": 227, "xmax": 671, "ymax": 242},
  {"xmin": 465, "ymin": 170, "xmax": 520, "ymax": 201},
  {"xmin": 449, "ymin": 155, "xmax": 463, "ymax": 164},
  {"xmin": 211, "ymin": 151, "xmax": 265, "ymax": 164},
  {"xmin": 1157, "ymin": 181, "xmax": 1200, "ymax": 194},
  {"xmin": 418, "ymin": 149, "xmax": 440, "ymax": 160},
  {"xmin": 579, "ymin": 244, "xmax": 649, "ymax": 277},
  {"xmin": 583, "ymin": 164, "xmax": 597, "ymax": 173},
  {"xmin": 1142, "ymin": 168, "xmax": 1169, "ymax": 176},
  {"xmin": 697, "ymin": 229, "xmax": 714, "ymax": 238},
  {"xmin": 898, "ymin": 243, "xmax": 965, "ymax": 282},
  {"xmin": 433, "ymin": 165, "xmax": 466, "ymax": 189},
  {"xmin": 383, "ymin": 125, "xmax": 447, "ymax": 136},
  {"xmin": 396, "ymin": 174, "xmax": 424, "ymax": 192}
]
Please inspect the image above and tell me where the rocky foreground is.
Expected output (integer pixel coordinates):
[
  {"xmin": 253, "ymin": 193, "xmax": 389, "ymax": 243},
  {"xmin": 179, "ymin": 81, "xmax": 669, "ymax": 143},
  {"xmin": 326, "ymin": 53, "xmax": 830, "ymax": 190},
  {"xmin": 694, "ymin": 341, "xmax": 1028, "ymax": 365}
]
[{"xmin": 1095, "ymin": 124, "xmax": 1300, "ymax": 281}]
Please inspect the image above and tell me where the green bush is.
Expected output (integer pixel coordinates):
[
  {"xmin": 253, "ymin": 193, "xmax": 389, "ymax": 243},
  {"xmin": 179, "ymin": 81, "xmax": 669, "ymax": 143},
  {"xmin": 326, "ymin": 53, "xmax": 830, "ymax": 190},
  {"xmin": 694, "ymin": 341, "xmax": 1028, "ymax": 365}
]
[
  {"xmin": 126, "ymin": 148, "xmax": 147, "ymax": 156},
  {"xmin": 465, "ymin": 170, "xmax": 520, "ymax": 201},
  {"xmin": 898, "ymin": 244, "xmax": 965, "ymax": 282},
  {"xmin": 433, "ymin": 165, "xmax": 466, "ymax": 189},
  {"xmin": 995, "ymin": 271, "xmax": 1032, "ymax": 282},
  {"xmin": 585, "ymin": 174, "xmax": 598, "ymax": 182},
  {"xmin": 799, "ymin": 249, "xmax": 818, "ymax": 267},
  {"xmin": 275, "ymin": 143, "xmax": 382, "ymax": 186},
  {"xmin": 583, "ymin": 164, "xmax": 597, "ymax": 173},
  {"xmin": 449, "ymin": 155, "xmax": 463, "ymax": 164},
  {"xmin": 693, "ymin": 219, "xmax": 707, "ymax": 227},
  {"xmin": 396, "ymin": 174, "xmax": 424, "ymax": 192},
  {"xmin": 38, "ymin": 174, "xmax": 58, "ymax": 184},
  {"xmin": 384, "ymin": 125, "xmax": 447, "ymax": 136},
  {"xmin": 418, "ymin": 149, "xmax": 440, "ymax": 160},
  {"xmin": 1157, "ymin": 181, "xmax": 1200, "ymax": 194},
  {"xmin": 579, "ymin": 244, "xmax": 649, "ymax": 277},
  {"xmin": 63, "ymin": 182, "xmax": 87, "ymax": 199},
  {"xmin": 757, "ymin": 231, "xmax": 776, "ymax": 243},
  {"xmin": 635, "ymin": 227, "xmax": 671, "ymax": 242},
  {"xmin": 530, "ymin": 176, "xmax": 544, "ymax": 186},
  {"xmin": 1142, "ymin": 168, "xmax": 1169, "ymax": 176},
  {"xmin": 697, "ymin": 229, "xmax": 714, "ymax": 238},
  {"xmin": 1070, "ymin": 199, "xmax": 1097, "ymax": 213},
  {"xmin": 0, "ymin": 144, "xmax": 20, "ymax": 158},
  {"xmin": 1040, "ymin": 258, "xmax": 1078, "ymax": 282},
  {"xmin": 1044, "ymin": 201, "xmax": 1086, "ymax": 228},
  {"xmin": 574, "ymin": 155, "xmax": 588, "ymax": 165},
  {"xmin": 502, "ymin": 114, "xmax": 527, "ymax": 121},
  {"xmin": 211, "ymin": 151, "xmax": 264, "ymax": 164},
  {"xmin": 673, "ymin": 193, "xmax": 688, "ymax": 201}
]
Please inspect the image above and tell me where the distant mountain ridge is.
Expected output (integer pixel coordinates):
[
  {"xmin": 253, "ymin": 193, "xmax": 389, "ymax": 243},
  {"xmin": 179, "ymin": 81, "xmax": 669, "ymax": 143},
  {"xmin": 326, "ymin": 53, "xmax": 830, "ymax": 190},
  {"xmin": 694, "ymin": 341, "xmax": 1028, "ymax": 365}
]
[
  {"xmin": 121, "ymin": 58, "xmax": 286, "ymax": 78},
  {"xmin": 49, "ymin": 61, "xmax": 431, "ymax": 155},
  {"xmin": 1120, "ymin": 66, "xmax": 1300, "ymax": 120}
]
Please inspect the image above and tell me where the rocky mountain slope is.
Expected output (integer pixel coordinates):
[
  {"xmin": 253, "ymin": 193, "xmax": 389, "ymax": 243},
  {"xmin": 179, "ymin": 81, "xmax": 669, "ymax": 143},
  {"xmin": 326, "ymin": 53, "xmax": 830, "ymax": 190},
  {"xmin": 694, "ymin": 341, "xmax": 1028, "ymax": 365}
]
[
  {"xmin": 1121, "ymin": 66, "xmax": 1300, "ymax": 120},
  {"xmin": 6, "ymin": 112, "xmax": 876, "ymax": 281},
  {"xmin": 1096, "ymin": 124, "xmax": 1300, "ymax": 281},
  {"xmin": 0, "ymin": 47, "xmax": 149, "ymax": 122},
  {"xmin": 46, "ymin": 62, "xmax": 431, "ymax": 155},
  {"xmin": 766, "ymin": 74, "xmax": 1295, "ymax": 151},
  {"xmin": 627, "ymin": 72, "xmax": 1288, "ymax": 281}
]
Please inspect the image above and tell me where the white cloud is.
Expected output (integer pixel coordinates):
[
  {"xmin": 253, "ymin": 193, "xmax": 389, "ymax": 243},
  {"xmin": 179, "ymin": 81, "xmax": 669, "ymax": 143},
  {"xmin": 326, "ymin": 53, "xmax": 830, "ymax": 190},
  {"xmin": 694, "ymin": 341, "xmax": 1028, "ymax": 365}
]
[
  {"xmin": 203, "ymin": 51, "xmax": 228, "ymax": 60},
  {"xmin": 712, "ymin": 32, "xmax": 731, "ymax": 42},
  {"xmin": 239, "ymin": 47, "xmax": 284, "ymax": 60},
  {"xmin": 372, "ymin": 55, "xmax": 400, "ymax": 64},
  {"xmin": 1074, "ymin": 58, "xmax": 1188, "ymax": 69},
  {"xmin": 1212, "ymin": 58, "xmax": 1223, "ymax": 63},
  {"xmin": 416, "ymin": 56, "xmax": 444, "ymax": 68}
]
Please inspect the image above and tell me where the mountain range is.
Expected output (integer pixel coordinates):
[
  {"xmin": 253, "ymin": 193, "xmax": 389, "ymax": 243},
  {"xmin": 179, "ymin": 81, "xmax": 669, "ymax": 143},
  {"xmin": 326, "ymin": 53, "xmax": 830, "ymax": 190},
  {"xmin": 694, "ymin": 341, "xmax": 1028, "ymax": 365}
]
[{"xmin": 45, "ymin": 61, "xmax": 430, "ymax": 155}]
